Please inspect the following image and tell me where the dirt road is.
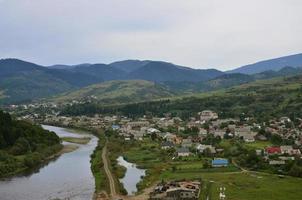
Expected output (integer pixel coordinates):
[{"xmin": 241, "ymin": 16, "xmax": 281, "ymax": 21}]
[{"xmin": 102, "ymin": 142, "xmax": 117, "ymax": 198}]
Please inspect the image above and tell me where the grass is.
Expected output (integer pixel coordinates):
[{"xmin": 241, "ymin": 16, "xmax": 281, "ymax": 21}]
[
  {"xmin": 90, "ymin": 131, "xmax": 109, "ymax": 193},
  {"xmin": 116, "ymin": 137, "xmax": 302, "ymax": 200},
  {"xmin": 61, "ymin": 137, "xmax": 91, "ymax": 144},
  {"xmin": 160, "ymin": 171, "xmax": 302, "ymax": 200},
  {"xmin": 245, "ymin": 141, "xmax": 272, "ymax": 149}
]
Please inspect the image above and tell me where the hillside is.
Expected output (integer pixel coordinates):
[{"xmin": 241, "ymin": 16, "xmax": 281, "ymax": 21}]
[
  {"xmin": 1, "ymin": 53, "xmax": 302, "ymax": 105},
  {"xmin": 0, "ymin": 59, "xmax": 101, "ymax": 104},
  {"xmin": 228, "ymin": 53, "xmax": 302, "ymax": 74},
  {"xmin": 61, "ymin": 74, "xmax": 302, "ymax": 120},
  {"xmin": 0, "ymin": 58, "xmax": 223, "ymax": 104},
  {"xmin": 53, "ymin": 80, "xmax": 175, "ymax": 105}
]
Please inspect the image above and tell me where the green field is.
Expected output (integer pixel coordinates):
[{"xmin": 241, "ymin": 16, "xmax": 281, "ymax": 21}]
[
  {"xmin": 114, "ymin": 136, "xmax": 302, "ymax": 200},
  {"xmin": 160, "ymin": 170, "xmax": 302, "ymax": 200}
]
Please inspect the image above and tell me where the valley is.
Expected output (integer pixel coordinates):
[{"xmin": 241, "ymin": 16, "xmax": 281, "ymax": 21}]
[{"xmin": 1, "ymin": 54, "xmax": 302, "ymax": 200}]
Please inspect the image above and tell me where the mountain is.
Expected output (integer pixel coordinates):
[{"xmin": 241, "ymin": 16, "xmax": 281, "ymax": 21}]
[
  {"xmin": 53, "ymin": 80, "xmax": 175, "ymax": 105},
  {"xmin": 109, "ymin": 60, "xmax": 150, "ymax": 73},
  {"xmin": 71, "ymin": 64, "xmax": 126, "ymax": 81},
  {"xmin": 48, "ymin": 63, "xmax": 92, "ymax": 70},
  {"xmin": 127, "ymin": 61, "xmax": 223, "ymax": 82},
  {"xmin": 2, "ymin": 53, "xmax": 302, "ymax": 105},
  {"xmin": 228, "ymin": 53, "xmax": 302, "ymax": 74},
  {"xmin": 0, "ymin": 59, "xmax": 98, "ymax": 104},
  {"xmin": 62, "ymin": 74, "xmax": 302, "ymax": 119}
]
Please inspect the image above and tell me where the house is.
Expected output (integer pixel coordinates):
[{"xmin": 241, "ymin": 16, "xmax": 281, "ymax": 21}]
[
  {"xmin": 265, "ymin": 147, "xmax": 281, "ymax": 155},
  {"xmin": 166, "ymin": 188, "xmax": 198, "ymax": 200},
  {"xmin": 182, "ymin": 139, "xmax": 193, "ymax": 148},
  {"xmin": 163, "ymin": 133, "xmax": 177, "ymax": 142},
  {"xmin": 280, "ymin": 117, "xmax": 291, "ymax": 123},
  {"xmin": 147, "ymin": 128, "xmax": 160, "ymax": 135},
  {"xmin": 280, "ymin": 145, "xmax": 293, "ymax": 154},
  {"xmin": 269, "ymin": 160, "xmax": 286, "ymax": 165},
  {"xmin": 212, "ymin": 158, "xmax": 229, "ymax": 167},
  {"xmin": 150, "ymin": 181, "xmax": 200, "ymax": 200},
  {"xmin": 196, "ymin": 144, "xmax": 216, "ymax": 154},
  {"xmin": 199, "ymin": 128, "xmax": 207, "ymax": 136},
  {"xmin": 199, "ymin": 110, "xmax": 218, "ymax": 122},
  {"xmin": 177, "ymin": 147, "xmax": 191, "ymax": 157},
  {"xmin": 163, "ymin": 133, "xmax": 182, "ymax": 144},
  {"xmin": 242, "ymin": 134, "xmax": 255, "ymax": 143},
  {"xmin": 111, "ymin": 125, "xmax": 120, "ymax": 130},
  {"xmin": 256, "ymin": 149, "xmax": 262, "ymax": 156},
  {"xmin": 161, "ymin": 141, "xmax": 175, "ymax": 150},
  {"xmin": 212, "ymin": 130, "xmax": 225, "ymax": 138},
  {"xmin": 256, "ymin": 135, "xmax": 268, "ymax": 141}
]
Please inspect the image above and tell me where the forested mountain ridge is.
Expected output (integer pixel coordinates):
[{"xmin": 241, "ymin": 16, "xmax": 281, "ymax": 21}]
[
  {"xmin": 61, "ymin": 74, "xmax": 302, "ymax": 121},
  {"xmin": 1, "ymin": 53, "xmax": 302, "ymax": 105},
  {"xmin": 0, "ymin": 58, "xmax": 222, "ymax": 104}
]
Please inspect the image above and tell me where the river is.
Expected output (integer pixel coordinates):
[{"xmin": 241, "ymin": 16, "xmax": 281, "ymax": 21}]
[
  {"xmin": 117, "ymin": 156, "xmax": 146, "ymax": 195},
  {"xmin": 0, "ymin": 125, "xmax": 98, "ymax": 200}
]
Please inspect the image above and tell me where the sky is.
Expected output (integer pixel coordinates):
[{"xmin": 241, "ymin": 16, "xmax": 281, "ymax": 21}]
[{"xmin": 0, "ymin": 0, "xmax": 302, "ymax": 70}]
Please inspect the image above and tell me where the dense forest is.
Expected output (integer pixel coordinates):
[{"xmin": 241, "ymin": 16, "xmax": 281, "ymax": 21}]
[
  {"xmin": 0, "ymin": 111, "xmax": 61, "ymax": 177},
  {"xmin": 61, "ymin": 75, "xmax": 302, "ymax": 121}
]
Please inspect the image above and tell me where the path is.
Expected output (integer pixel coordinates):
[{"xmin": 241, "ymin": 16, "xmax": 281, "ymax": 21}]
[{"xmin": 102, "ymin": 141, "xmax": 117, "ymax": 198}]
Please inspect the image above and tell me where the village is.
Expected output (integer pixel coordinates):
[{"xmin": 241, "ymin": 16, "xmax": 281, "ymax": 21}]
[{"xmin": 18, "ymin": 108, "xmax": 302, "ymax": 173}]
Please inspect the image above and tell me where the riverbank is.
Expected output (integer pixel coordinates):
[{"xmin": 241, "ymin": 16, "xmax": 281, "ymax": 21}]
[
  {"xmin": 0, "ymin": 125, "xmax": 98, "ymax": 200},
  {"xmin": 61, "ymin": 136, "xmax": 91, "ymax": 144},
  {"xmin": 0, "ymin": 143, "xmax": 63, "ymax": 179}
]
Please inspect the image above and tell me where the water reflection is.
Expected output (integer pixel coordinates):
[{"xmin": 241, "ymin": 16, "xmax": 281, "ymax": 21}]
[
  {"xmin": 117, "ymin": 156, "xmax": 146, "ymax": 195},
  {"xmin": 0, "ymin": 125, "xmax": 97, "ymax": 200}
]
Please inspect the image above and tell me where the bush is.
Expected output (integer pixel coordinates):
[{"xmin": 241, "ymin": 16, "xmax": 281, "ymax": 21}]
[{"xmin": 24, "ymin": 152, "xmax": 42, "ymax": 168}]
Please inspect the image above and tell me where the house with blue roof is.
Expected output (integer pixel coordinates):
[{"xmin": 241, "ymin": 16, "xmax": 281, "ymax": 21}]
[
  {"xmin": 111, "ymin": 125, "xmax": 120, "ymax": 130},
  {"xmin": 211, "ymin": 158, "xmax": 229, "ymax": 167}
]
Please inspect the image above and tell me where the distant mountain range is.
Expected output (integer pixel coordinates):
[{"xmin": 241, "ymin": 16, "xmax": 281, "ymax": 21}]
[
  {"xmin": 228, "ymin": 53, "xmax": 302, "ymax": 74},
  {"xmin": 0, "ymin": 53, "xmax": 302, "ymax": 104}
]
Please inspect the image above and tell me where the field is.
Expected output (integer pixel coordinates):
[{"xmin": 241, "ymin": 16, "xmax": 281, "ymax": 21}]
[
  {"xmin": 160, "ymin": 170, "xmax": 302, "ymax": 200},
  {"xmin": 116, "ymin": 137, "xmax": 302, "ymax": 200}
]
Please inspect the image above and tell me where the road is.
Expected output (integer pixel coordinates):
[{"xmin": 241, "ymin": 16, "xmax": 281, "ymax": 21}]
[{"xmin": 102, "ymin": 141, "xmax": 117, "ymax": 198}]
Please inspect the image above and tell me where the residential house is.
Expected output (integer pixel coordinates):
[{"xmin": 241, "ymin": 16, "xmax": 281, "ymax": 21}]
[
  {"xmin": 269, "ymin": 160, "xmax": 286, "ymax": 165},
  {"xmin": 199, "ymin": 110, "xmax": 218, "ymax": 122},
  {"xmin": 196, "ymin": 144, "xmax": 216, "ymax": 154},
  {"xmin": 182, "ymin": 138, "xmax": 193, "ymax": 148},
  {"xmin": 265, "ymin": 147, "xmax": 281, "ymax": 155},
  {"xmin": 177, "ymin": 147, "xmax": 191, "ymax": 157},
  {"xmin": 161, "ymin": 141, "xmax": 175, "ymax": 150}
]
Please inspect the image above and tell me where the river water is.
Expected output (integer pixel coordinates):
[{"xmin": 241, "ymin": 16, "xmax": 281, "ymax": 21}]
[
  {"xmin": 0, "ymin": 125, "xmax": 98, "ymax": 200},
  {"xmin": 117, "ymin": 156, "xmax": 145, "ymax": 195}
]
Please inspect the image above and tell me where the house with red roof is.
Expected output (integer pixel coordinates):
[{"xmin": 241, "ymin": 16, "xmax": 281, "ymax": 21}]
[{"xmin": 265, "ymin": 147, "xmax": 281, "ymax": 155}]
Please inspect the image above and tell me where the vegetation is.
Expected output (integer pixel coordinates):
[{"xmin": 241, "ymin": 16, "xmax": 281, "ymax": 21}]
[
  {"xmin": 61, "ymin": 75, "xmax": 302, "ymax": 121},
  {"xmin": 163, "ymin": 171, "xmax": 302, "ymax": 200},
  {"xmin": 90, "ymin": 130, "xmax": 109, "ymax": 193},
  {"xmin": 53, "ymin": 80, "xmax": 175, "ymax": 105},
  {"xmin": 0, "ymin": 110, "xmax": 62, "ymax": 177}
]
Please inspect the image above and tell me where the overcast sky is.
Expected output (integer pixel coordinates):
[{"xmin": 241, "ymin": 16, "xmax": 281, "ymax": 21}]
[{"xmin": 0, "ymin": 0, "xmax": 301, "ymax": 70}]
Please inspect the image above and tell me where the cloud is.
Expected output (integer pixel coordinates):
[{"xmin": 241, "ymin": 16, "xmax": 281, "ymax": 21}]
[{"xmin": 0, "ymin": 0, "xmax": 302, "ymax": 70}]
